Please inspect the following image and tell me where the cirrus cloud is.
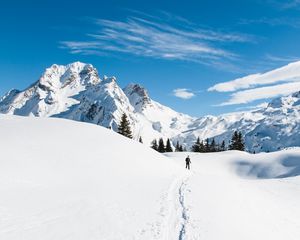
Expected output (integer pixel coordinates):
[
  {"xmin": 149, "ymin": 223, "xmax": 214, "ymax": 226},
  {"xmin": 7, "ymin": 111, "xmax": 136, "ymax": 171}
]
[{"xmin": 60, "ymin": 13, "xmax": 253, "ymax": 69}]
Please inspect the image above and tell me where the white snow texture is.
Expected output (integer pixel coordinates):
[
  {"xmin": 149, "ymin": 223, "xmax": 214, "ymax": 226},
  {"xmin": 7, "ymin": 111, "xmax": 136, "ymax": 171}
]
[{"xmin": 0, "ymin": 115, "xmax": 300, "ymax": 239}]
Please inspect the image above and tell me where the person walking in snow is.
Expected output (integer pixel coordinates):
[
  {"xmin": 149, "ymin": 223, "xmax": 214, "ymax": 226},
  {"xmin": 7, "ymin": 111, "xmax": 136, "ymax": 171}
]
[{"xmin": 185, "ymin": 155, "xmax": 191, "ymax": 170}]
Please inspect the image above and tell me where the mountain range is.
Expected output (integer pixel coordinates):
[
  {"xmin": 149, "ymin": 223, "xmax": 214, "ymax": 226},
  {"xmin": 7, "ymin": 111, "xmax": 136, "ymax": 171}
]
[{"xmin": 1, "ymin": 61, "xmax": 299, "ymax": 152}]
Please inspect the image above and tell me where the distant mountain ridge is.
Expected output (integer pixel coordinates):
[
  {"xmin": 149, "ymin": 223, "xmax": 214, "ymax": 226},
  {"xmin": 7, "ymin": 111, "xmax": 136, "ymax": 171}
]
[{"xmin": 1, "ymin": 61, "xmax": 300, "ymax": 152}]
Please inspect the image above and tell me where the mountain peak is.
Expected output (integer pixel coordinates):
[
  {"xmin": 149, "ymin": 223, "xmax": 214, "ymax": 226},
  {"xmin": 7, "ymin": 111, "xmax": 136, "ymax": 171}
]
[
  {"xmin": 38, "ymin": 62, "xmax": 100, "ymax": 91},
  {"xmin": 123, "ymin": 83, "xmax": 151, "ymax": 112},
  {"xmin": 66, "ymin": 61, "xmax": 89, "ymax": 68},
  {"xmin": 103, "ymin": 75, "xmax": 117, "ymax": 83}
]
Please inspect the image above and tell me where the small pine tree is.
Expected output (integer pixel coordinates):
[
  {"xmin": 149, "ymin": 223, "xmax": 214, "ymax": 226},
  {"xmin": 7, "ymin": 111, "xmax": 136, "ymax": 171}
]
[
  {"xmin": 237, "ymin": 132, "xmax": 245, "ymax": 151},
  {"xmin": 210, "ymin": 138, "xmax": 216, "ymax": 152},
  {"xmin": 178, "ymin": 144, "xmax": 184, "ymax": 152},
  {"xmin": 151, "ymin": 139, "xmax": 158, "ymax": 151},
  {"xmin": 205, "ymin": 138, "xmax": 210, "ymax": 152},
  {"xmin": 229, "ymin": 131, "xmax": 245, "ymax": 151},
  {"xmin": 139, "ymin": 136, "xmax": 143, "ymax": 143},
  {"xmin": 229, "ymin": 131, "xmax": 238, "ymax": 150},
  {"xmin": 158, "ymin": 138, "xmax": 165, "ymax": 153},
  {"xmin": 175, "ymin": 141, "xmax": 180, "ymax": 152},
  {"xmin": 192, "ymin": 137, "xmax": 201, "ymax": 152},
  {"xmin": 165, "ymin": 138, "xmax": 173, "ymax": 152},
  {"xmin": 220, "ymin": 140, "xmax": 226, "ymax": 151},
  {"xmin": 118, "ymin": 113, "xmax": 132, "ymax": 139}
]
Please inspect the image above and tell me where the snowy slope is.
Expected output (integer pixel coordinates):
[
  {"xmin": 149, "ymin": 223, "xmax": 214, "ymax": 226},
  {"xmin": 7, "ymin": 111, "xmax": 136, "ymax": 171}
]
[
  {"xmin": 1, "ymin": 61, "xmax": 300, "ymax": 152},
  {"xmin": 165, "ymin": 151, "xmax": 300, "ymax": 240},
  {"xmin": 0, "ymin": 115, "xmax": 181, "ymax": 240},
  {"xmin": 1, "ymin": 115, "xmax": 300, "ymax": 239}
]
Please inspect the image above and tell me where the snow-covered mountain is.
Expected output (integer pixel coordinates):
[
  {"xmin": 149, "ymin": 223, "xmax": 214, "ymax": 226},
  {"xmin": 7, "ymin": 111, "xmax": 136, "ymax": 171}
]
[
  {"xmin": 177, "ymin": 91, "xmax": 300, "ymax": 152},
  {"xmin": 0, "ymin": 62, "xmax": 194, "ymax": 145},
  {"xmin": 1, "ymin": 61, "xmax": 300, "ymax": 152}
]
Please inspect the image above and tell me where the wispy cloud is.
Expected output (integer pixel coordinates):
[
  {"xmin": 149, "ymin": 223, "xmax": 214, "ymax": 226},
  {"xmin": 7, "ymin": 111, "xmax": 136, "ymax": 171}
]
[
  {"xmin": 172, "ymin": 88, "xmax": 195, "ymax": 99},
  {"xmin": 208, "ymin": 61, "xmax": 300, "ymax": 92},
  {"xmin": 219, "ymin": 81, "xmax": 300, "ymax": 105},
  {"xmin": 209, "ymin": 60, "xmax": 300, "ymax": 105},
  {"xmin": 60, "ymin": 13, "xmax": 252, "ymax": 68},
  {"xmin": 264, "ymin": 54, "xmax": 300, "ymax": 63}
]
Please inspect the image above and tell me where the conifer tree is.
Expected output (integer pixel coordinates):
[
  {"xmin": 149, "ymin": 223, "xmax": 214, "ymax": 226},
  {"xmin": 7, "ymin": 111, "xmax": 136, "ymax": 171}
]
[
  {"xmin": 165, "ymin": 138, "xmax": 173, "ymax": 152},
  {"xmin": 139, "ymin": 136, "xmax": 143, "ymax": 143},
  {"xmin": 220, "ymin": 140, "xmax": 226, "ymax": 151},
  {"xmin": 192, "ymin": 137, "xmax": 201, "ymax": 152},
  {"xmin": 175, "ymin": 141, "xmax": 184, "ymax": 152},
  {"xmin": 229, "ymin": 131, "xmax": 238, "ymax": 150},
  {"xmin": 205, "ymin": 138, "xmax": 210, "ymax": 152},
  {"xmin": 237, "ymin": 132, "xmax": 245, "ymax": 151},
  {"xmin": 210, "ymin": 138, "xmax": 216, "ymax": 152},
  {"xmin": 178, "ymin": 144, "xmax": 184, "ymax": 152},
  {"xmin": 229, "ymin": 131, "xmax": 245, "ymax": 151},
  {"xmin": 151, "ymin": 139, "xmax": 158, "ymax": 151},
  {"xmin": 117, "ymin": 113, "xmax": 132, "ymax": 139},
  {"xmin": 158, "ymin": 138, "xmax": 165, "ymax": 153},
  {"xmin": 175, "ymin": 141, "xmax": 180, "ymax": 152}
]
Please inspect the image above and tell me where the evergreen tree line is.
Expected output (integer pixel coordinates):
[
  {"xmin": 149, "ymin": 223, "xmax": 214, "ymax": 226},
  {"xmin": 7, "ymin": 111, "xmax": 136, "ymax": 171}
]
[
  {"xmin": 191, "ymin": 131, "xmax": 245, "ymax": 152},
  {"xmin": 151, "ymin": 138, "xmax": 174, "ymax": 153},
  {"xmin": 117, "ymin": 114, "xmax": 245, "ymax": 152},
  {"xmin": 191, "ymin": 137, "xmax": 226, "ymax": 152}
]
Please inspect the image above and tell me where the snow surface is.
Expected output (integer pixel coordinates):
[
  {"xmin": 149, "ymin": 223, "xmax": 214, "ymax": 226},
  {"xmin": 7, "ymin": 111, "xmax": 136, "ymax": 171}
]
[
  {"xmin": 165, "ymin": 151, "xmax": 300, "ymax": 240},
  {"xmin": 1, "ymin": 115, "xmax": 300, "ymax": 239},
  {"xmin": 0, "ymin": 115, "xmax": 181, "ymax": 239}
]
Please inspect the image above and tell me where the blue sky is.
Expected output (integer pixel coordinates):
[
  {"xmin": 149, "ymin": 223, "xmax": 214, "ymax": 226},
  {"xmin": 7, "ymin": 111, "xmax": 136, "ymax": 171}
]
[{"xmin": 1, "ymin": 0, "xmax": 300, "ymax": 116}]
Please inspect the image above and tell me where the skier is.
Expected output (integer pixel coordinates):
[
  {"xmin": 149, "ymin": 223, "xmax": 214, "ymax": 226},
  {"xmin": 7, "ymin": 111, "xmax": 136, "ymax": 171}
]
[{"xmin": 185, "ymin": 155, "xmax": 191, "ymax": 170}]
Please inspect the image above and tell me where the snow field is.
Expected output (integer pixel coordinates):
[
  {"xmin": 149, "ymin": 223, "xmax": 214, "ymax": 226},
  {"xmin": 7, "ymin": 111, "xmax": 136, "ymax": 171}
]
[{"xmin": 1, "ymin": 115, "xmax": 300, "ymax": 239}]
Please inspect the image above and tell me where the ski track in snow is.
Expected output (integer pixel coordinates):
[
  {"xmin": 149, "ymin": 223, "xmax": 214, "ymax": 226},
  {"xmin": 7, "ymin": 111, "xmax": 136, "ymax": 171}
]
[
  {"xmin": 178, "ymin": 179, "xmax": 189, "ymax": 240},
  {"xmin": 161, "ymin": 172, "xmax": 192, "ymax": 240}
]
